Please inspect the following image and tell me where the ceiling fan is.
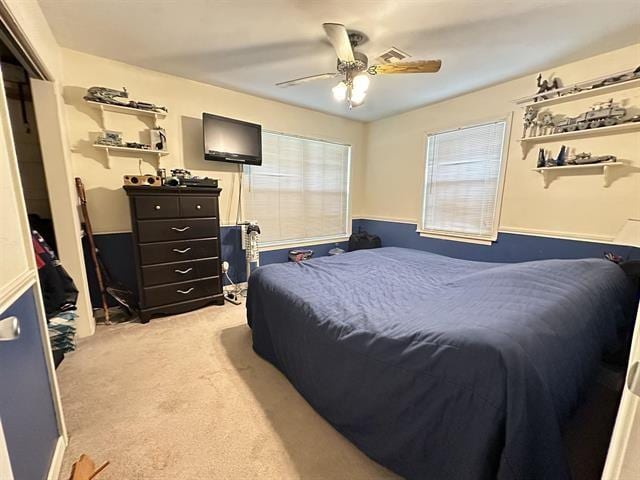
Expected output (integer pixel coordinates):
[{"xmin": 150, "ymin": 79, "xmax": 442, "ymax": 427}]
[{"xmin": 276, "ymin": 23, "xmax": 442, "ymax": 109}]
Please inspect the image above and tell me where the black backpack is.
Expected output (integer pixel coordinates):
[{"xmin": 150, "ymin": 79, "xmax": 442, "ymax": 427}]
[{"xmin": 348, "ymin": 229, "xmax": 382, "ymax": 252}]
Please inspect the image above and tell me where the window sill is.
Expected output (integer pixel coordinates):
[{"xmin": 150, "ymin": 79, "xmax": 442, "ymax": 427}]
[
  {"xmin": 417, "ymin": 230, "xmax": 495, "ymax": 246},
  {"xmin": 260, "ymin": 235, "xmax": 350, "ymax": 252}
]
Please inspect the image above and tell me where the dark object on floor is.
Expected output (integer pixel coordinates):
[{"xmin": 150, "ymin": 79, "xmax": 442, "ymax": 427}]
[
  {"xmin": 288, "ymin": 249, "xmax": 313, "ymax": 262},
  {"xmin": 348, "ymin": 229, "xmax": 381, "ymax": 251},
  {"xmin": 124, "ymin": 185, "xmax": 224, "ymax": 323},
  {"xmin": 247, "ymin": 247, "xmax": 636, "ymax": 480}
]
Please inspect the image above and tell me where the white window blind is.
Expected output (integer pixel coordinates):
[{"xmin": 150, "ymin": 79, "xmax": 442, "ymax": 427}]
[
  {"xmin": 243, "ymin": 131, "xmax": 351, "ymax": 245},
  {"xmin": 421, "ymin": 120, "xmax": 507, "ymax": 241}
]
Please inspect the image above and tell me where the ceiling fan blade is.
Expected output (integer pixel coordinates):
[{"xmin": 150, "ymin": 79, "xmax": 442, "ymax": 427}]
[
  {"xmin": 323, "ymin": 23, "xmax": 355, "ymax": 63},
  {"xmin": 276, "ymin": 72, "xmax": 339, "ymax": 88},
  {"xmin": 370, "ymin": 60, "xmax": 442, "ymax": 75}
]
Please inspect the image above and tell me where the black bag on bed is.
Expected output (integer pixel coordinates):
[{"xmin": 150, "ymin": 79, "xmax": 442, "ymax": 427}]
[{"xmin": 348, "ymin": 229, "xmax": 381, "ymax": 252}]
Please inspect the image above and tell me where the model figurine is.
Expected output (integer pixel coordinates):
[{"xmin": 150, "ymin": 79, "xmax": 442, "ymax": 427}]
[
  {"xmin": 95, "ymin": 130, "xmax": 123, "ymax": 146},
  {"xmin": 554, "ymin": 99, "xmax": 626, "ymax": 133},
  {"xmin": 84, "ymin": 86, "xmax": 168, "ymax": 113},
  {"xmin": 535, "ymin": 73, "xmax": 561, "ymax": 101},
  {"xmin": 537, "ymin": 149, "xmax": 546, "ymax": 168},
  {"xmin": 84, "ymin": 86, "xmax": 129, "ymax": 106},
  {"xmin": 540, "ymin": 112, "xmax": 554, "ymax": 136},
  {"xmin": 555, "ymin": 145, "xmax": 566, "ymax": 166},
  {"xmin": 592, "ymin": 65, "xmax": 640, "ymax": 89},
  {"xmin": 568, "ymin": 153, "xmax": 617, "ymax": 165}
]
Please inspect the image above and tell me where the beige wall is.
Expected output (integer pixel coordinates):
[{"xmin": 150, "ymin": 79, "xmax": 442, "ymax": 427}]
[
  {"xmin": 61, "ymin": 48, "xmax": 367, "ymax": 233},
  {"xmin": 364, "ymin": 43, "xmax": 640, "ymax": 242},
  {"xmin": 3, "ymin": 0, "xmax": 63, "ymax": 80}
]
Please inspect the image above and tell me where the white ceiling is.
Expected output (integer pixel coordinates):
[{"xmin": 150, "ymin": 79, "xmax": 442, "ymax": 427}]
[{"xmin": 39, "ymin": 0, "xmax": 640, "ymax": 122}]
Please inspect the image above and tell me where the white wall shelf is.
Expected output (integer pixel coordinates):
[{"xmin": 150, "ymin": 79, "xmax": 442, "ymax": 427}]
[
  {"xmin": 93, "ymin": 144, "xmax": 169, "ymax": 156},
  {"xmin": 514, "ymin": 73, "xmax": 640, "ymax": 108},
  {"xmin": 518, "ymin": 122, "xmax": 640, "ymax": 158},
  {"xmin": 86, "ymin": 100, "xmax": 166, "ymax": 129},
  {"xmin": 93, "ymin": 143, "xmax": 168, "ymax": 168},
  {"xmin": 532, "ymin": 162, "xmax": 624, "ymax": 188}
]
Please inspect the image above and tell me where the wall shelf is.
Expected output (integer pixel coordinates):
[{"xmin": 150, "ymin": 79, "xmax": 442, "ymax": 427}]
[
  {"xmin": 93, "ymin": 144, "xmax": 169, "ymax": 156},
  {"xmin": 532, "ymin": 162, "xmax": 623, "ymax": 188},
  {"xmin": 86, "ymin": 100, "xmax": 166, "ymax": 129},
  {"xmin": 514, "ymin": 74, "xmax": 640, "ymax": 108},
  {"xmin": 93, "ymin": 144, "xmax": 168, "ymax": 167},
  {"xmin": 518, "ymin": 122, "xmax": 640, "ymax": 158}
]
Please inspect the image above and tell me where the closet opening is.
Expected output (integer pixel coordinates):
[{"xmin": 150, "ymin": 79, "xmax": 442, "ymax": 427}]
[{"xmin": 1, "ymin": 42, "xmax": 78, "ymax": 368}]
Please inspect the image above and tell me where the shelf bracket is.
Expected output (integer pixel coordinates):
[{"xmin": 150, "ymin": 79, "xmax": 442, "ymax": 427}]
[
  {"xmin": 98, "ymin": 105, "xmax": 107, "ymax": 130},
  {"xmin": 540, "ymin": 170, "xmax": 551, "ymax": 188},
  {"xmin": 603, "ymin": 165, "xmax": 614, "ymax": 188}
]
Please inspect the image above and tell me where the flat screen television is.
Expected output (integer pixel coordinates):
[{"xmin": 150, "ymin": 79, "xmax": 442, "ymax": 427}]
[{"xmin": 203, "ymin": 113, "xmax": 262, "ymax": 165}]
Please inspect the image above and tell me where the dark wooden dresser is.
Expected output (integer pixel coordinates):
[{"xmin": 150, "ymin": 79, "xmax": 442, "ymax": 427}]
[{"xmin": 124, "ymin": 185, "xmax": 224, "ymax": 322}]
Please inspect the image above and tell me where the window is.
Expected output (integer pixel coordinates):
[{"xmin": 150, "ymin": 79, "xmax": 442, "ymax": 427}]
[
  {"xmin": 420, "ymin": 119, "xmax": 509, "ymax": 242},
  {"xmin": 243, "ymin": 131, "xmax": 351, "ymax": 246}
]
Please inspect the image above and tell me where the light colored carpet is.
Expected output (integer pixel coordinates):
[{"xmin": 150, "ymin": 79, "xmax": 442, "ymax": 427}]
[{"xmin": 56, "ymin": 302, "xmax": 397, "ymax": 480}]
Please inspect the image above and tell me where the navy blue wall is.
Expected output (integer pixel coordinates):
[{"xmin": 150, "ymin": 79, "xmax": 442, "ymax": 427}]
[
  {"xmin": 353, "ymin": 219, "xmax": 639, "ymax": 262},
  {"xmin": 85, "ymin": 219, "xmax": 637, "ymax": 308}
]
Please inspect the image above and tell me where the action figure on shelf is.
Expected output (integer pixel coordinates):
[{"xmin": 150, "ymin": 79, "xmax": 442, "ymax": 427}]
[
  {"xmin": 522, "ymin": 106, "xmax": 538, "ymax": 138},
  {"xmin": 539, "ymin": 112, "xmax": 555, "ymax": 136}
]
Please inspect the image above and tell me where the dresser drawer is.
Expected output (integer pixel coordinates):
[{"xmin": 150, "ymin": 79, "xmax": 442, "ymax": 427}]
[
  {"xmin": 137, "ymin": 218, "xmax": 218, "ymax": 243},
  {"xmin": 142, "ymin": 257, "xmax": 219, "ymax": 286},
  {"xmin": 143, "ymin": 276, "xmax": 221, "ymax": 308},
  {"xmin": 180, "ymin": 196, "xmax": 218, "ymax": 218},
  {"xmin": 135, "ymin": 196, "xmax": 179, "ymax": 219},
  {"xmin": 138, "ymin": 238, "xmax": 219, "ymax": 265}
]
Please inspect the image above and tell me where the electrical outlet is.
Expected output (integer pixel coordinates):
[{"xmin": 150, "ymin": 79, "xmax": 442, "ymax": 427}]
[{"xmin": 222, "ymin": 261, "xmax": 229, "ymax": 273}]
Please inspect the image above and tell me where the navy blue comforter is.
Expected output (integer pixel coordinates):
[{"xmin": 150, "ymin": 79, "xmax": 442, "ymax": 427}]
[{"xmin": 246, "ymin": 247, "xmax": 636, "ymax": 479}]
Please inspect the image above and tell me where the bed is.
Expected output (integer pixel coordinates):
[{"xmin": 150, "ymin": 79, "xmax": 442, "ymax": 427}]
[{"xmin": 246, "ymin": 247, "xmax": 636, "ymax": 480}]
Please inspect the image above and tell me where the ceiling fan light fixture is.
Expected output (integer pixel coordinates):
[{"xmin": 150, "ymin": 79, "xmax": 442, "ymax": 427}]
[
  {"xmin": 332, "ymin": 81, "xmax": 347, "ymax": 101},
  {"xmin": 350, "ymin": 89, "xmax": 366, "ymax": 106},
  {"xmin": 352, "ymin": 73, "xmax": 370, "ymax": 93}
]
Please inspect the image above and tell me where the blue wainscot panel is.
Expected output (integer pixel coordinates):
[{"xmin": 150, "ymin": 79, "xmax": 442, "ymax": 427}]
[{"xmin": 352, "ymin": 219, "xmax": 639, "ymax": 262}]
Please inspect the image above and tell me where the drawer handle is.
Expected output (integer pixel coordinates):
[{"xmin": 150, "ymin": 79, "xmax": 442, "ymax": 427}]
[
  {"xmin": 177, "ymin": 288, "xmax": 194, "ymax": 295},
  {"xmin": 196, "ymin": 204, "xmax": 202, "ymax": 210},
  {"xmin": 175, "ymin": 268, "xmax": 193, "ymax": 274},
  {"xmin": 154, "ymin": 205, "xmax": 161, "ymax": 210},
  {"xmin": 171, "ymin": 226, "xmax": 191, "ymax": 232},
  {"xmin": 172, "ymin": 247, "xmax": 191, "ymax": 254}
]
